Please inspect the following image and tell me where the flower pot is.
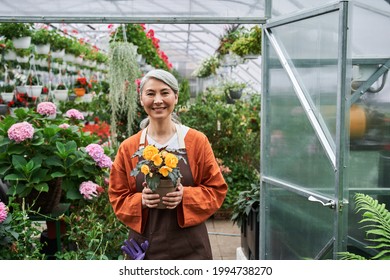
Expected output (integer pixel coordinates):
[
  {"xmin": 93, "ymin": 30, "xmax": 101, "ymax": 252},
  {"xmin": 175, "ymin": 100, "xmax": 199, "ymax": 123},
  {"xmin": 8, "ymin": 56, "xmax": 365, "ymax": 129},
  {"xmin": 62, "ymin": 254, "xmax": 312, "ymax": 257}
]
[
  {"xmin": 16, "ymin": 86, "xmax": 27, "ymax": 93},
  {"xmin": 74, "ymin": 87, "xmax": 86, "ymax": 97},
  {"xmin": 53, "ymin": 89, "xmax": 68, "ymax": 101},
  {"xmin": 1, "ymin": 91, "xmax": 14, "ymax": 102},
  {"xmin": 16, "ymin": 55, "xmax": 30, "ymax": 63},
  {"xmin": 0, "ymin": 104, "xmax": 8, "ymax": 115},
  {"xmin": 82, "ymin": 93, "xmax": 93, "ymax": 103},
  {"xmin": 26, "ymin": 85, "xmax": 43, "ymax": 98},
  {"xmin": 35, "ymin": 43, "xmax": 50, "ymax": 55},
  {"xmin": 12, "ymin": 36, "xmax": 32, "ymax": 49},
  {"xmin": 154, "ymin": 179, "xmax": 176, "ymax": 209},
  {"xmin": 51, "ymin": 49, "xmax": 65, "ymax": 58},
  {"xmin": 4, "ymin": 50, "xmax": 17, "ymax": 61}
]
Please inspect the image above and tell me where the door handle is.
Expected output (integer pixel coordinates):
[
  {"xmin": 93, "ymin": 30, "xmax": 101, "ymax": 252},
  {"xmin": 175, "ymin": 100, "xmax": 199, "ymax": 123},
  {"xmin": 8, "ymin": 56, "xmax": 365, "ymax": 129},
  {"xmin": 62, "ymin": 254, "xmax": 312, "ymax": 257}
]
[{"xmin": 308, "ymin": 195, "xmax": 335, "ymax": 209}]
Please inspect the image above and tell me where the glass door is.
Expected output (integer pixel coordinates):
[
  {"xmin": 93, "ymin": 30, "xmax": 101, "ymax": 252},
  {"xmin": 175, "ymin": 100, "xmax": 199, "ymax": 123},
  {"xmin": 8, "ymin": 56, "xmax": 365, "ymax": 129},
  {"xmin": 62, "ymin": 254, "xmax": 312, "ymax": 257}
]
[{"xmin": 260, "ymin": 2, "xmax": 351, "ymax": 259}]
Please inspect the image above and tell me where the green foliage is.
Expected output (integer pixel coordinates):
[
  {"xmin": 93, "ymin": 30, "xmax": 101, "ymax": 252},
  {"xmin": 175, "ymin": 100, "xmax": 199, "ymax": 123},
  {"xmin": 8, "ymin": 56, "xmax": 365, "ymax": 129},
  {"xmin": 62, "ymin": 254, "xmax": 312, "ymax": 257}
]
[
  {"xmin": 193, "ymin": 55, "xmax": 220, "ymax": 78},
  {"xmin": 339, "ymin": 193, "xmax": 390, "ymax": 260},
  {"xmin": 230, "ymin": 25, "xmax": 262, "ymax": 57},
  {"xmin": 231, "ymin": 182, "xmax": 260, "ymax": 227},
  {"xmin": 0, "ymin": 23, "xmax": 33, "ymax": 40},
  {"xmin": 0, "ymin": 198, "xmax": 45, "ymax": 260},
  {"xmin": 31, "ymin": 28, "xmax": 52, "ymax": 45},
  {"xmin": 55, "ymin": 191, "xmax": 128, "ymax": 260},
  {"xmin": 0, "ymin": 106, "xmax": 112, "ymax": 201},
  {"xmin": 108, "ymin": 41, "xmax": 141, "ymax": 146}
]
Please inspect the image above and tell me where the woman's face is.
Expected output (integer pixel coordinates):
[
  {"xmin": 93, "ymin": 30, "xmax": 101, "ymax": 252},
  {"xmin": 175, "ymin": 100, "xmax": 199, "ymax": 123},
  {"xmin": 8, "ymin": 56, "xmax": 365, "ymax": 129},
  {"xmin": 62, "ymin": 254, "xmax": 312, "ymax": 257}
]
[{"xmin": 140, "ymin": 78, "xmax": 178, "ymax": 121}]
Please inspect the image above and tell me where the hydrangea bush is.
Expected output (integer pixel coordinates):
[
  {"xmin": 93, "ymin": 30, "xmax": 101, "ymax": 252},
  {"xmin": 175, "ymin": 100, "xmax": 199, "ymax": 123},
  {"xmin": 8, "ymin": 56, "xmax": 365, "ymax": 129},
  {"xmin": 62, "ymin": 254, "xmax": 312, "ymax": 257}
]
[{"xmin": 0, "ymin": 103, "xmax": 113, "ymax": 205}]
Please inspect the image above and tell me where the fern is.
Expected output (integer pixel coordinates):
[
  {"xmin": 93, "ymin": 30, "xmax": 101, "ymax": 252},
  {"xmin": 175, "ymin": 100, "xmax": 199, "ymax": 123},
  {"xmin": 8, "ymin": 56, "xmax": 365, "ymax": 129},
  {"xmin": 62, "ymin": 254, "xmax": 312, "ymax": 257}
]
[{"xmin": 339, "ymin": 193, "xmax": 390, "ymax": 260}]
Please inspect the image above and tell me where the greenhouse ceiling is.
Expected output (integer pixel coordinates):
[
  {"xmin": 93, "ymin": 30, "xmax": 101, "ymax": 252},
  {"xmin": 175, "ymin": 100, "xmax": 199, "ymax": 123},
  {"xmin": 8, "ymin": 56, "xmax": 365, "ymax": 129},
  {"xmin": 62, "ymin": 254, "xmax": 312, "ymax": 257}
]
[{"xmin": 1, "ymin": 0, "xmax": 389, "ymax": 91}]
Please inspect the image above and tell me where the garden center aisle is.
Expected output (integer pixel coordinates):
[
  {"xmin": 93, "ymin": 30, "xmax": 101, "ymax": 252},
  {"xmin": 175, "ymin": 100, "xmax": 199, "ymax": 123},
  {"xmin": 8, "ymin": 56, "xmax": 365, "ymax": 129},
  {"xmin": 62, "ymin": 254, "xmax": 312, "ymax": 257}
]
[{"xmin": 206, "ymin": 218, "xmax": 241, "ymax": 260}]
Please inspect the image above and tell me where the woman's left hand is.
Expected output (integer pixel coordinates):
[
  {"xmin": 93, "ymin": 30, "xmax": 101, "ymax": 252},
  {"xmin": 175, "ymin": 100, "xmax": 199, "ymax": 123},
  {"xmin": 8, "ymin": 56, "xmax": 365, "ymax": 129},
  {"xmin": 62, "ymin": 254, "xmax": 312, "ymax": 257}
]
[{"xmin": 162, "ymin": 182, "xmax": 183, "ymax": 209}]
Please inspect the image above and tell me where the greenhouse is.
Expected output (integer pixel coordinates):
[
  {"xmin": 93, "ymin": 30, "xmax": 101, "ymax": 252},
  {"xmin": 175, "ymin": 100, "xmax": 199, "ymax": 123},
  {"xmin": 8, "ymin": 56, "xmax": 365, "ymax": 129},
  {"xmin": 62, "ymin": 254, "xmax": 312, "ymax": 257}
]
[{"xmin": 0, "ymin": 0, "xmax": 389, "ymax": 263}]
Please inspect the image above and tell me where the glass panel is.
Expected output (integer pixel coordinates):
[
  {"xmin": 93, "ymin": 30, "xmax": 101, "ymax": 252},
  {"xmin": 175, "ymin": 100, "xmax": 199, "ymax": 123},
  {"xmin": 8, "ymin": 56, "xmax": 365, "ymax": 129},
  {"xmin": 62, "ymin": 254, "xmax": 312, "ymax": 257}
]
[
  {"xmin": 271, "ymin": 11, "xmax": 339, "ymax": 141},
  {"xmin": 347, "ymin": 1, "xmax": 390, "ymax": 256},
  {"xmin": 266, "ymin": 46, "xmax": 335, "ymax": 195},
  {"xmin": 264, "ymin": 184, "xmax": 334, "ymax": 259}
]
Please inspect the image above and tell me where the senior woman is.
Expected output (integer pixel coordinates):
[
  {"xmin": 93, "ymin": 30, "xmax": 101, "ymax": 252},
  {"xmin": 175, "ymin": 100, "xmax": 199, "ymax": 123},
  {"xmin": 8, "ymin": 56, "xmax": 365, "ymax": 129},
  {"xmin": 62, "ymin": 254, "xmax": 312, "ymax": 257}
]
[{"xmin": 109, "ymin": 69, "xmax": 227, "ymax": 260}]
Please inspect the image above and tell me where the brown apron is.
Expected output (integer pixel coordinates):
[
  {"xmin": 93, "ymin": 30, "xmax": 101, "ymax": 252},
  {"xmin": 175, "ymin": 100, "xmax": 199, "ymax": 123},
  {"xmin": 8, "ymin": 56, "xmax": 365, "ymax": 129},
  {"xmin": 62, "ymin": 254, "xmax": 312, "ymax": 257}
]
[{"xmin": 129, "ymin": 124, "xmax": 212, "ymax": 260}]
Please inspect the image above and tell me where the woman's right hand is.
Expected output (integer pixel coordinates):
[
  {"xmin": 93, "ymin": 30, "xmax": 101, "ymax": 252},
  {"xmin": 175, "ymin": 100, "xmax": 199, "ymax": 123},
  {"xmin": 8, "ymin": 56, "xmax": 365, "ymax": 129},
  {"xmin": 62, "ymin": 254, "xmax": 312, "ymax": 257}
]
[{"xmin": 141, "ymin": 182, "xmax": 160, "ymax": 208}]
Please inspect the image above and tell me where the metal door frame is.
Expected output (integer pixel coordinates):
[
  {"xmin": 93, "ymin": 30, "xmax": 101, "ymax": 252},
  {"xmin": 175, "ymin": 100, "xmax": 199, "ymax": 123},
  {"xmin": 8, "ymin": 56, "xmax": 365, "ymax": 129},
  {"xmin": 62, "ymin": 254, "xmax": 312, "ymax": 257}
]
[{"xmin": 260, "ymin": 1, "xmax": 350, "ymax": 259}]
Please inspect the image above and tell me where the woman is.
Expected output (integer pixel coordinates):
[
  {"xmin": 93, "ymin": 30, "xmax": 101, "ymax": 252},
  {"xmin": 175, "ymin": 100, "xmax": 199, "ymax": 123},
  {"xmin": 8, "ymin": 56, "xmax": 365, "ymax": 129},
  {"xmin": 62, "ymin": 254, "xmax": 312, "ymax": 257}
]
[{"xmin": 108, "ymin": 69, "xmax": 228, "ymax": 260}]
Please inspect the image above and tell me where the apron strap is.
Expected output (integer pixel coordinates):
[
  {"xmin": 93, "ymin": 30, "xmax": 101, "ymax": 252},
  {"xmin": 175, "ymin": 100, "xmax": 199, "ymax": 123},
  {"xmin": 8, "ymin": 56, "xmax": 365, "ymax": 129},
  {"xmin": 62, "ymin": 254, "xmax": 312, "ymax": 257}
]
[
  {"xmin": 139, "ymin": 123, "xmax": 185, "ymax": 149},
  {"xmin": 139, "ymin": 127, "xmax": 147, "ymax": 149}
]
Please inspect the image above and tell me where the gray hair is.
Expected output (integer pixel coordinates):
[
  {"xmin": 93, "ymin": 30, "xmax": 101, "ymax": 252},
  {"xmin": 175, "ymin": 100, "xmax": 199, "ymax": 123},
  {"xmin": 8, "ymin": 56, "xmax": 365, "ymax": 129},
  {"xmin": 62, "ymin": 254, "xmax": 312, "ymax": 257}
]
[{"xmin": 139, "ymin": 69, "xmax": 179, "ymax": 93}]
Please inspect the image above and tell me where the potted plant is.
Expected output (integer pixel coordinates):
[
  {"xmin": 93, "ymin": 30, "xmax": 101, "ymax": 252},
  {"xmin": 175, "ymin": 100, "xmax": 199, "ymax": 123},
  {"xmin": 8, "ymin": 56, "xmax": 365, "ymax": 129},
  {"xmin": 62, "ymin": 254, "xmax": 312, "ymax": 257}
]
[
  {"xmin": 130, "ymin": 144, "xmax": 186, "ymax": 209},
  {"xmin": 31, "ymin": 28, "xmax": 52, "ymax": 54},
  {"xmin": 52, "ymin": 83, "xmax": 68, "ymax": 101},
  {"xmin": 73, "ymin": 77, "xmax": 90, "ymax": 97},
  {"xmin": 230, "ymin": 25, "xmax": 262, "ymax": 59},
  {"xmin": 25, "ymin": 74, "xmax": 43, "ymax": 98},
  {"xmin": 193, "ymin": 55, "xmax": 220, "ymax": 78},
  {"xmin": 0, "ymin": 104, "xmax": 113, "ymax": 214},
  {"xmin": 0, "ymin": 23, "xmax": 33, "ymax": 49},
  {"xmin": 1, "ymin": 84, "xmax": 15, "ymax": 103},
  {"xmin": 231, "ymin": 182, "xmax": 260, "ymax": 260},
  {"xmin": 223, "ymin": 80, "xmax": 246, "ymax": 103}
]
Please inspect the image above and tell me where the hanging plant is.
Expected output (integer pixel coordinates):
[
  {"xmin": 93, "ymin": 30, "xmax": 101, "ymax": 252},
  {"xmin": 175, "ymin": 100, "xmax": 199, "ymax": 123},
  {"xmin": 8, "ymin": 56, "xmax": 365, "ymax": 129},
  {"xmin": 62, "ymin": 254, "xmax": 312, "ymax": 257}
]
[{"xmin": 108, "ymin": 41, "xmax": 141, "ymax": 146}]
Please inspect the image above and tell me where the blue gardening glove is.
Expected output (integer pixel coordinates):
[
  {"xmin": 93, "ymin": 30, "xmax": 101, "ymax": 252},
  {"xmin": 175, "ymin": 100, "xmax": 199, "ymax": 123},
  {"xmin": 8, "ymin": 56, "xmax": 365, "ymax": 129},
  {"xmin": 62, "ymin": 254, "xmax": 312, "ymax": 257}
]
[{"xmin": 121, "ymin": 238, "xmax": 149, "ymax": 260}]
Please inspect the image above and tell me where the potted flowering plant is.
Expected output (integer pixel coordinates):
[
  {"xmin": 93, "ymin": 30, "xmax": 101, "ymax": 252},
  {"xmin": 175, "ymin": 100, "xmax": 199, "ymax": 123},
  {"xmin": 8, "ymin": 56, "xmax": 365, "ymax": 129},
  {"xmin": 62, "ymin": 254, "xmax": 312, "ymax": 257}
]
[
  {"xmin": 73, "ymin": 77, "xmax": 90, "ymax": 97},
  {"xmin": 0, "ymin": 103, "xmax": 113, "ymax": 213},
  {"xmin": 131, "ymin": 145, "xmax": 186, "ymax": 208}
]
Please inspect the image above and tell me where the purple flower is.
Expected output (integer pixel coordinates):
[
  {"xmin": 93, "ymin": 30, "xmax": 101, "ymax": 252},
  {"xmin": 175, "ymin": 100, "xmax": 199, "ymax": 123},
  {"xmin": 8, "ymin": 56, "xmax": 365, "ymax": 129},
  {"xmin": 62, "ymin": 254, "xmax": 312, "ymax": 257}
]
[
  {"xmin": 0, "ymin": 201, "xmax": 7, "ymax": 223},
  {"xmin": 8, "ymin": 122, "xmax": 34, "ymax": 143},
  {"xmin": 65, "ymin": 109, "xmax": 84, "ymax": 120},
  {"xmin": 37, "ymin": 102, "xmax": 57, "ymax": 116},
  {"xmin": 79, "ymin": 181, "xmax": 99, "ymax": 200}
]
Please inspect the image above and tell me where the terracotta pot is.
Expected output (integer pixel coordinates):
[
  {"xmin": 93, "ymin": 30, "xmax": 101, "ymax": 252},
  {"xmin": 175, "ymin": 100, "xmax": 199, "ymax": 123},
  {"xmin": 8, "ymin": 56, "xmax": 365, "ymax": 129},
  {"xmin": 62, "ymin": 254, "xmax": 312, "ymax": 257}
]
[
  {"xmin": 154, "ymin": 179, "xmax": 176, "ymax": 209},
  {"xmin": 74, "ymin": 87, "xmax": 86, "ymax": 97}
]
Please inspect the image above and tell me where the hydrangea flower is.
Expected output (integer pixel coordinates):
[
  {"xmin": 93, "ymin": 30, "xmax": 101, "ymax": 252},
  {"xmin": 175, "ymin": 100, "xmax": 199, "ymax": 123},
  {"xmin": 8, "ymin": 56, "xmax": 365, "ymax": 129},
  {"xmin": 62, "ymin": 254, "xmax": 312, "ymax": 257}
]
[
  {"xmin": 7, "ymin": 121, "xmax": 34, "ymax": 143},
  {"xmin": 59, "ymin": 123, "xmax": 70, "ymax": 129},
  {"xmin": 85, "ymin": 143, "xmax": 113, "ymax": 169},
  {"xmin": 79, "ymin": 181, "xmax": 99, "ymax": 200},
  {"xmin": 65, "ymin": 109, "xmax": 84, "ymax": 120},
  {"xmin": 0, "ymin": 201, "xmax": 8, "ymax": 223},
  {"xmin": 37, "ymin": 102, "xmax": 57, "ymax": 116}
]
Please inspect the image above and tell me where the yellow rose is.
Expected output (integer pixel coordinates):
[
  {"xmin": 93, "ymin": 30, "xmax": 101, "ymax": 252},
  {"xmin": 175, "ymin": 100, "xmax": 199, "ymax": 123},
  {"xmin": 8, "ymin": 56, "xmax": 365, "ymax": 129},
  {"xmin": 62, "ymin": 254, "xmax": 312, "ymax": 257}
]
[
  {"xmin": 140, "ymin": 164, "xmax": 150, "ymax": 175},
  {"xmin": 143, "ymin": 145, "xmax": 159, "ymax": 160},
  {"xmin": 164, "ymin": 153, "xmax": 179, "ymax": 168},
  {"xmin": 152, "ymin": 153, "xmax": 163, "ymax": 166},
  {"xmin": 159, "ymin": 165, "xmax": 172, "ymax": 177}
]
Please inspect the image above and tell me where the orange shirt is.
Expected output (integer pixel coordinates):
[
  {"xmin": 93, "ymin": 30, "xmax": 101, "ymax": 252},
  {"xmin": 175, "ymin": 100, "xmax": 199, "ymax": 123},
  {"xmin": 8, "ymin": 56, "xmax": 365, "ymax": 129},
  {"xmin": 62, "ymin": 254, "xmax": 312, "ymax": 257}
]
[{"xmin": 108, "ymin": 128, "xmax": 228, "ymax": 233}]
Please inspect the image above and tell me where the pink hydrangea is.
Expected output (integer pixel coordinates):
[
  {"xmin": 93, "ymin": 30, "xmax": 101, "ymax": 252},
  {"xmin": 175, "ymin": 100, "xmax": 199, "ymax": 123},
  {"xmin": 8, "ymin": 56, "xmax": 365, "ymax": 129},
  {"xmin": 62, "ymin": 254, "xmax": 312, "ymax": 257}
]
[
  {"xmin": 65, "ymin": 109, "xmax": 84, "ymax": 120},
  {"xmin": 79, "ymin": 181, "xmax": 99, "ymax": 200},
  {"xmin": 85, "ymin": 143, "xmax": 104, "ymax": 159},
  {"xmin": 37, "ymin": 102, "xmax": 57, "ymax": 116},
  {"xmin": 59, "ymin": 123, "xmax": 70, "ymax": 129},
  {"xmin": 8, "ymin": 122, "xmax": 34, "ymax": 143},
  {"xmin": 0, "ymin": 201, "xmax": 8, "ymax": 223},
  {"xmin": 85, "ymin": 144, "xmax": 113, "ymax": 169}
]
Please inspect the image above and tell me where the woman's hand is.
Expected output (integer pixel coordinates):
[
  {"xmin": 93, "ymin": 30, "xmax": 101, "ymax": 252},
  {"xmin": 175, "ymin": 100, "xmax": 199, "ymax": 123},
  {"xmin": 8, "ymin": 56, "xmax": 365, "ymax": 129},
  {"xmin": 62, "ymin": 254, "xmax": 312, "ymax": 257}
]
[
  {"xmin": 141, "ymin": 182, "xmax": 160, "ymax": 208},
  {"xmin": 162, "ymin": 180, "xmax": 183, "ymax": 209}
]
